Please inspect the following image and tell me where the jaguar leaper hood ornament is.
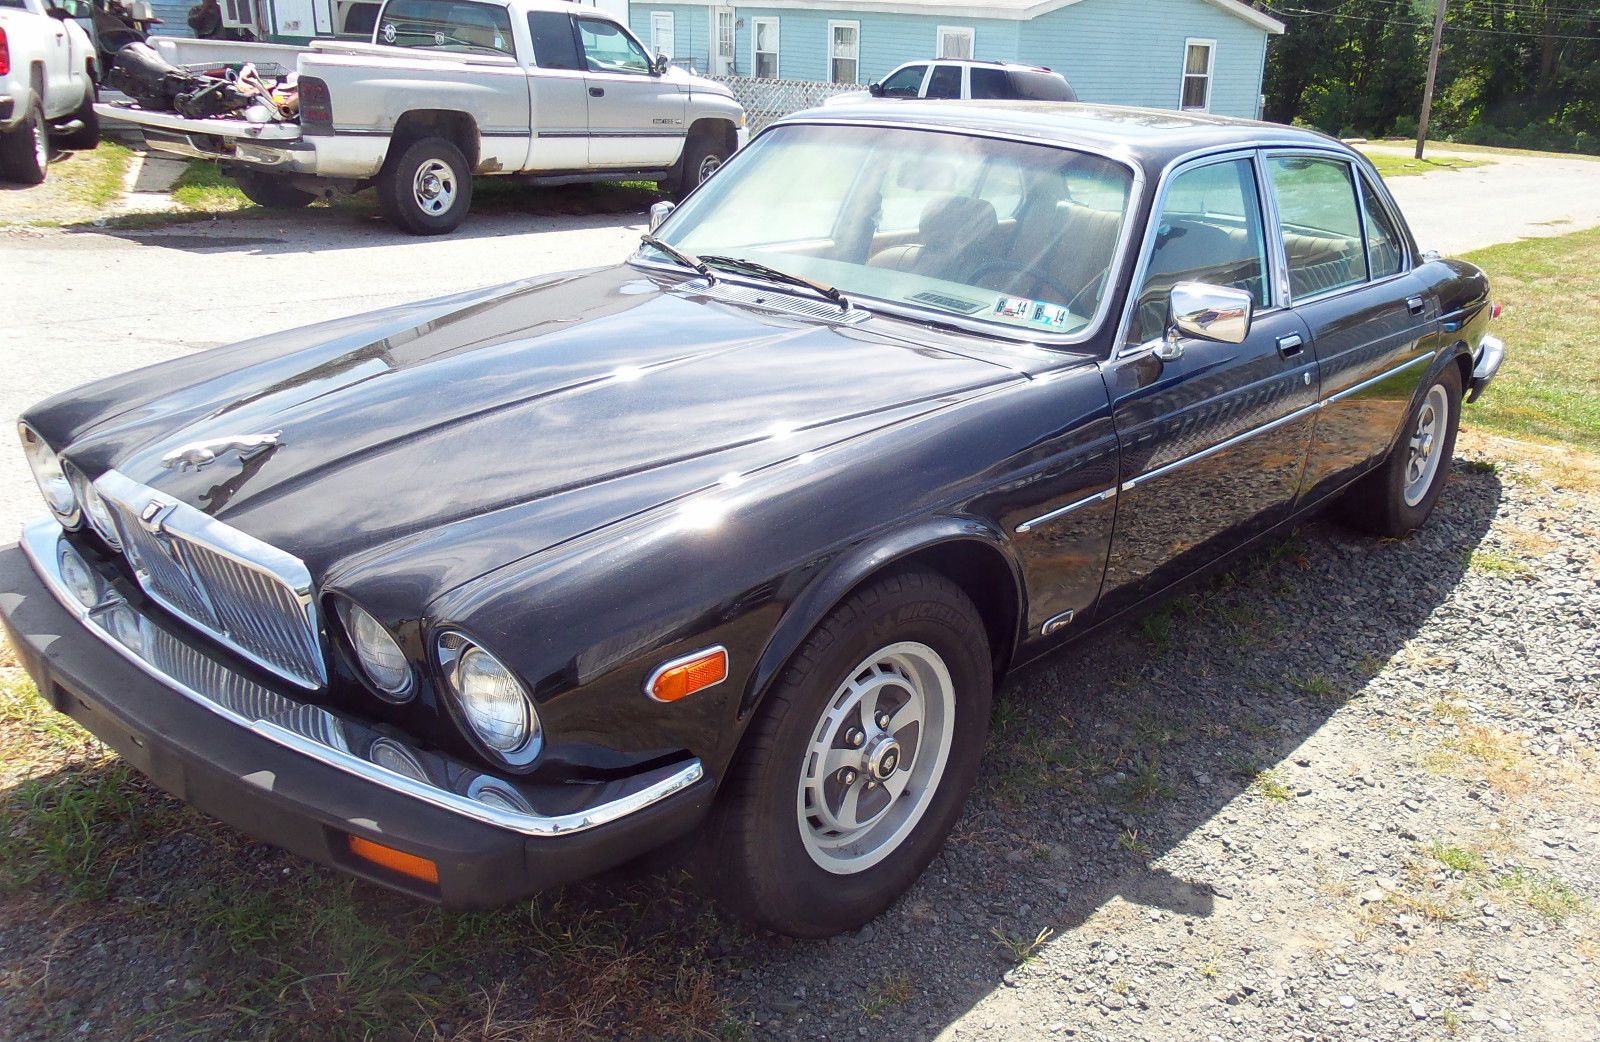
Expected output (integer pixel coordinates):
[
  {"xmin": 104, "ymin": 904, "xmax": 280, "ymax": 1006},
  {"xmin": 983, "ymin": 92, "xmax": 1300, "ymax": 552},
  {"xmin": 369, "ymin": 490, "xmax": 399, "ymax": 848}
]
[{"xmin": 162, "ymin": 431, "xmax": 283, "ymax": 472}]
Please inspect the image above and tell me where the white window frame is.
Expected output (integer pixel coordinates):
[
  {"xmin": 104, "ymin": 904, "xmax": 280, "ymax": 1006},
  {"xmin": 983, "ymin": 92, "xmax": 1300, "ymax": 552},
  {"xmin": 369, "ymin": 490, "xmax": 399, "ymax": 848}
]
[
  {"xmin": 710, "ymin": 5, "xmax": 735, "ymax": 75},
  {"xmin": 1180, "ymin": 37, "xmax": 1216, "ymax": 112},
  {"xmin": 753, "ymin": 16, "xmax": 780, "ymax": 79},
  {"xmin": 650, "ymin": 11, "xmax": 674, "ymax": 59},
  {"xmin": 827, "ymin": 19, "xmax": 860, "ymax": 85},
  {"xmin": 936, "ymin": 25, "xmax": 974, "ymax": 60}
]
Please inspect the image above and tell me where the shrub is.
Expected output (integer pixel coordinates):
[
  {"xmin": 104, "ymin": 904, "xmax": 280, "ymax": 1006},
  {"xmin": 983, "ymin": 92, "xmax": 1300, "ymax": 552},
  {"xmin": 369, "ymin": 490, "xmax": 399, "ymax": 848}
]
[{"xmin": 1390, "ymin": 115, "xmax": 1418, "ymax": 140}]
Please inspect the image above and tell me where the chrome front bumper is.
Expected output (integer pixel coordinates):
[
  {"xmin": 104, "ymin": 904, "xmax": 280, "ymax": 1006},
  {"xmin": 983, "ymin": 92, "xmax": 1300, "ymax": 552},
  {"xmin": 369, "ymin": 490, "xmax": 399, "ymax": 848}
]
[{"xmin": 15, "ymin": 518, "xmax": 703, "ymax": 838}]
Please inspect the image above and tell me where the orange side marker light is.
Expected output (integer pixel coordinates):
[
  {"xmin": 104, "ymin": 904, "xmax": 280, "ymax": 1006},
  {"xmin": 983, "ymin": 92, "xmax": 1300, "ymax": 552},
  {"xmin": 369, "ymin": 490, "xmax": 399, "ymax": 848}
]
[
  {"xmin": 347, "ymin": 834, "xmax": 441, "ymax": 885},
  {"xmin": 647, "ymin": 646, "xmax": 729, "ymax": 702}
]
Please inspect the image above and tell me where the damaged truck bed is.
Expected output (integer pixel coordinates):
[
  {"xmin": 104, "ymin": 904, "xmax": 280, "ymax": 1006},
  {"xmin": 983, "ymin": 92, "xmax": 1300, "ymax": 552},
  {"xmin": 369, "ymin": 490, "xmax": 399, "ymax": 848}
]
[{"xmin": 96, "ymin": 0, "xmax": 747, "ymax": 234}]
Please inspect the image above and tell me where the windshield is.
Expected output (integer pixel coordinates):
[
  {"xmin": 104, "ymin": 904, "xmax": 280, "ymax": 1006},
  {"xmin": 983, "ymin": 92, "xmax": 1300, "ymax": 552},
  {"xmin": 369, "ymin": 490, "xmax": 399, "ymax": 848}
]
[
  {"xmin": 648, "ymin": 124, "xmax": 1135, "ymax": 338},
  {"xmin": 378, "ymin": 0, "xmax": 514, "ymax": 55}
]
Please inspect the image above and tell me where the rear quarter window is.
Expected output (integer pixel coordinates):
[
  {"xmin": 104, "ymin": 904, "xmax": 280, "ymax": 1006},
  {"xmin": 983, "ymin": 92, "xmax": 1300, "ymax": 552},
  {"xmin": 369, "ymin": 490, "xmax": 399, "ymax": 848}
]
[{"xmin": 1009, "ymin": 70, "xmax": 1075, "ymax": 101}]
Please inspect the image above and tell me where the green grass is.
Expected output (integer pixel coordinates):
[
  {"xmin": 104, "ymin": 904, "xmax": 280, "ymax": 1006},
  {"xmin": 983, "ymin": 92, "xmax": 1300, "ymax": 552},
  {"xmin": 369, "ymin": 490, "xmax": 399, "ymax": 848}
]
[
  {"xmin": 1365, "ymin": 152, "xmax": 1491, "ymax": 179},
  {"xmin": 0, "ymin": 141, "xmax": 134, "ymax": 227},
  {"xmin": 1488, "ymin": 868, "xmax": 1584, "ymax": 921},
  {"xmin": 1248, "ymin": 768, "xmax": 1294, "ymax": 803},
  {"xmin": 1464, "ymin": 548, "xmax": 1533, "ymax": 578},
  {"xmin": 170, "ymin": 160, "xmax": 255, "ymax": 212},
  {"xmin": 1374, "ymin": 138, "xmax": 1600, "ymax": 162},
  {"xmin": 1425, "ymin": 842, "xmax": 1485, "ymax": 874},
  {"xmin": 1461, "ymin": 227, "xmax": 1600, "ymax": 450}
]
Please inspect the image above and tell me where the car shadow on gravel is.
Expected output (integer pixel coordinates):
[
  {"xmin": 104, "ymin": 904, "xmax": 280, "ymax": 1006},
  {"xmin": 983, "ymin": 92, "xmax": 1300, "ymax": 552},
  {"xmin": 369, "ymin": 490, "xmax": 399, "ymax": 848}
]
[{"xmin": 0, "ymin": 463, "xmax": 1503, "ymax": 1042}]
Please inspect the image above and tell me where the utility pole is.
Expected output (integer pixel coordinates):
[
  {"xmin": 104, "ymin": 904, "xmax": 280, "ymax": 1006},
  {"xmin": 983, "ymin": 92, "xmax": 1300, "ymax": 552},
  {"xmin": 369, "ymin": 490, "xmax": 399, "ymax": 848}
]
[{"xmin": 1415, "ymin": 0, "xmax": 1448, "ymax": 159}]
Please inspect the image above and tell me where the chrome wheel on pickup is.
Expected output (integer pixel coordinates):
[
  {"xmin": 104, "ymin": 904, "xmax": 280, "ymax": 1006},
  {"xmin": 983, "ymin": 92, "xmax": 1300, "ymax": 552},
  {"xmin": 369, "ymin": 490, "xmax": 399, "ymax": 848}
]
[
  {"xmin": 377, "ymin": 136, "xmax": 473, "ymax": 236},
  {"xmin": 703, "ymin": 567, "xmax": 992, "ymax": 938}
]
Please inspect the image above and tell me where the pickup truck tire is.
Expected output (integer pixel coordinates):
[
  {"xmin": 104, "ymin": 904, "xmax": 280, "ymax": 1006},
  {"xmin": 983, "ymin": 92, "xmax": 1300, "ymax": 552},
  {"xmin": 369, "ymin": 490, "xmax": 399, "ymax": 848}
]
[
  {"xmin": 54, "ymin": 85, "xmax": 101, "ymax": 152},
  {"xmin": 235, "ymin": 172, "xmax": 316, "ymax": 210},
  {"xmin": 669, "ymin": 134, "xmax": 729, "ymax": 201},
  {"xmin": 377, "ymin": 137, "xmax": 472, "ymax": 235},
  {"xmin": 699, "ymin": 567, "xmax": 992, "ymax": 937},
  {"xmin": 0, "ymin": 99, "xmax": 49, "ymax": 186}
]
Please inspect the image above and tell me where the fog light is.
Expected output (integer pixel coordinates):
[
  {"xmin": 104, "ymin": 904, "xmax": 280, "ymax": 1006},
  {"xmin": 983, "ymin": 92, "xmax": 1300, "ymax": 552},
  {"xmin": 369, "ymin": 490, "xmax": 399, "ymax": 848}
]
[
  {"xmin": 20, "ymin": 424, "xmax": 79, "ymax": 527},
  {"xmin": 106, "ymin": 604, "xmax": 147, "ymax": 655},
  {"xmin": 437, "ymin": 632, "xmax": 541, "ymax": 766},
  {"xmin": 336, "ymin": 600, "xmax": 412, "ymax": 699},
  {"xmin": 56, "ymin": 542, "xmax": 103, "ymax": 608}
]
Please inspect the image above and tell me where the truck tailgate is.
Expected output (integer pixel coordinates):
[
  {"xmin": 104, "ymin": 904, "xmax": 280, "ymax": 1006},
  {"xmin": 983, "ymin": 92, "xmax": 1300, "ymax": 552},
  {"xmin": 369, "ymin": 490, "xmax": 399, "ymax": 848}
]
[{"xmin": 94, "ymin": 103, "xmax": 302, "ymax": 142}]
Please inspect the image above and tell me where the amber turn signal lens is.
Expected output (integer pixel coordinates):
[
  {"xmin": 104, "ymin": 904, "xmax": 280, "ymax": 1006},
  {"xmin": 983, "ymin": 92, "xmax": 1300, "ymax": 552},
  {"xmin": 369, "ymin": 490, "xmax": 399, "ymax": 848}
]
[
  {"xmin": 648, "ymin": 647, "xmax": 729, "ymax": 702},
  {"xmin": 347, "ymin": 834, "xmax": 440, "ymax": 885}
]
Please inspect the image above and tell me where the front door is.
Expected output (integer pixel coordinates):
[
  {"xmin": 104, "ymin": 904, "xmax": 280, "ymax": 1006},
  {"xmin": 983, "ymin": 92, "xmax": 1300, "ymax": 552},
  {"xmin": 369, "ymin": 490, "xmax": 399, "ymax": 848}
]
[
  {"xmin": 524, "ymin": 9, "xmax": 589, "ymax": 171},
  {"xmin": 1099, "ymin": 153, "xmax": 1317, "ymax": 614},
  {"xmin": 575, "ymin": 14, "xmax": 687, "ymax": 168},
  {"xmin": 1264, "ymin": 154, "xmax": 1438, "ymax": 502},
  {"xmin": 710, "ymin": 6, "xmax": 735, "ymax": 76}
]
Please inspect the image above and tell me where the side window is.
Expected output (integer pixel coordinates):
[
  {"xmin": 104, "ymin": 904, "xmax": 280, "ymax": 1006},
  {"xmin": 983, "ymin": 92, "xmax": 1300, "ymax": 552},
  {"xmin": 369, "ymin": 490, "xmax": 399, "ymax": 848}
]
[
  {"xmin": 879, "ymin": 64, "xmax": 926, "ymax": 97},
  {"xmin": 969, "ymin": 66, "xmax": 1008, "ymax": 99},
  {"xmin": 1267, "ymin": 156, "xmax": 1366, "ymax": 300},
  {"xmin": 1129, "ymin": 158, "xmax": 1268, "ymax": 344},
  {"xmin": 1359, "ymin": 175, "xmax": 1405, "ymax": 278},
  {"xmin": 576, "ymin": 17, "xmax": 651, "ymax": 74},
  {"xmin": 527, "ymin": 11, "xmax": 581, "ymax": 70},
  {"xmin": 925, "ymin": 64, "xmax": 962, "ymax": 99}
]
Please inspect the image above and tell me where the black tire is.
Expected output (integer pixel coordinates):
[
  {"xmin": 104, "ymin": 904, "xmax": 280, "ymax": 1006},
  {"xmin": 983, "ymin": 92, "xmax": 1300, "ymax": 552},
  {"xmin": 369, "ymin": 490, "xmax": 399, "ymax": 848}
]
[
  {"xmin": 376, "ymin": 136, "xmax": 472, "ymax": 235},
  {"xmin": 0, "ymin": 99, "xmax": 49, "ymax": 185},
  {"xmin": 701, "ymin": 567, "xmax": 993, "ymax": 937},
  {"xmin": 55, "ymin": 84, "xmax": 101, "ymax": 152},
  {"xmin": 668, "ymin": 132, "xmax": 729, "ymax": 201},
  {"xmin": 234, "ymin": 171, "xmax": 316, "ymax": 209},
  {"xmin": 1337, "ymin": 362, "xmax": 1463, "ymax": 537}
]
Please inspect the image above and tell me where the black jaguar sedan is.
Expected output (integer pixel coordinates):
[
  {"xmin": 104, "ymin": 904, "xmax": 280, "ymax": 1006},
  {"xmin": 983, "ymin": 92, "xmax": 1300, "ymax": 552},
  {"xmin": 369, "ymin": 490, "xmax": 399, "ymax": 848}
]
[{"xmin": 1, "ymin": 102, "xmax": 1504, "ymax": 938}]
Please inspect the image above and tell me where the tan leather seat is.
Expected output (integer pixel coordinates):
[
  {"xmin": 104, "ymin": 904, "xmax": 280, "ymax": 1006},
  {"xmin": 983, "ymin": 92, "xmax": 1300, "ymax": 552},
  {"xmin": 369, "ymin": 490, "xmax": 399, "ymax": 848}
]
[
  {"xmin": 868, "ymin": 196, "xmax": 1001, "ymax": 284},
  {"xmin": 1283, "ymin": 232, "xmax": 1364, "ymax": 296}
]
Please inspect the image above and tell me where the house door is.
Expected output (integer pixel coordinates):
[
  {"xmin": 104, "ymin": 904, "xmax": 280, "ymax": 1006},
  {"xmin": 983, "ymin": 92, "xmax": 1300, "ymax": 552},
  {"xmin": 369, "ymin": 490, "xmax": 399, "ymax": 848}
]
[{"xmin": 711, "ymin": 6, "xmax": 735, "ymax": 76}]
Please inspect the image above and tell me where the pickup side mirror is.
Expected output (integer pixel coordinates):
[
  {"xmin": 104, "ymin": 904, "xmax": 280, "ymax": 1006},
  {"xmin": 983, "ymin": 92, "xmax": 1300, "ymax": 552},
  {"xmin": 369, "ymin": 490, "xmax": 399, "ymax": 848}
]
[
  {"xmin": 1157, "ymin": 282, "xmax": 1253, "ymax": 360},
  {"xmin": 652, "ymin": 53, "xmax": 671, "ymax": 75},
  {"xmin": 868, "ymin": 82, "xmax": 885, "ymax": 98}
]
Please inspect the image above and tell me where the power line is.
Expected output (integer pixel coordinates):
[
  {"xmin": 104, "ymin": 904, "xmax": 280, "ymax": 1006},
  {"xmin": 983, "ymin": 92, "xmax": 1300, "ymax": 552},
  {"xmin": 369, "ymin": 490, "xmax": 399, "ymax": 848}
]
[{"xmin": 1266, "ymin": 4, "xmax": 1600, "ymax": 40}]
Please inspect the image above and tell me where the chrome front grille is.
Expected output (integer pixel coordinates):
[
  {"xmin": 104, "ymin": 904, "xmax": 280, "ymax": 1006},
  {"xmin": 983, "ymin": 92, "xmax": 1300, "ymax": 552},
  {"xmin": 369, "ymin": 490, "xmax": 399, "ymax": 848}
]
[{"xmin": 96, "ymin": 470, "xmax": 326, "ymax": 689}]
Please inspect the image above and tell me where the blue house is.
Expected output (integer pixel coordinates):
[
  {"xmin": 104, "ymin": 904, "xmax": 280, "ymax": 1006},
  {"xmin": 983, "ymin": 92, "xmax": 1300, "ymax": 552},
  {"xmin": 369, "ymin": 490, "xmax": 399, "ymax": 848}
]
[{"xmin": 628, "ymin": 0, "xmax": 1284, "ymax": 120}]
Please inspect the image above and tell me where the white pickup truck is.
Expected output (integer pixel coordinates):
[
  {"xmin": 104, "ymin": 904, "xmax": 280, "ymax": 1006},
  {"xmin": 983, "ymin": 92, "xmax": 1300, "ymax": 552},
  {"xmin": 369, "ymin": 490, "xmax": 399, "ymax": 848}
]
[
  {"xmin": 0, "ymin": 0, "xmax": 100, "ymax": 184},
  {"xmin": 97, "ymin": 0, "xmax": 747, "ymax": 233}
]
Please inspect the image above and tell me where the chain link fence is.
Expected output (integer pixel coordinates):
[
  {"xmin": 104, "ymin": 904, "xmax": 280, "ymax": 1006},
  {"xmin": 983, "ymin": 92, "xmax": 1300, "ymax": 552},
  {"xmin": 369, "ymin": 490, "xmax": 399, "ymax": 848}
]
[{"xmin": 709, "ymin": 76, "xmax": 863, "ymax": 133}]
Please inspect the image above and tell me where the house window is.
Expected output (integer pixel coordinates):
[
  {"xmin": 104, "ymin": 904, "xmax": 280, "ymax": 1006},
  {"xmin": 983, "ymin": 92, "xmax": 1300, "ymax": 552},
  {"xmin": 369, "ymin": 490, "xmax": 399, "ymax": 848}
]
[
  {"xmin": 650, "ymin": 11, "xmax": 674, "ymax": 58},
  {"xmin": 937, "ymin": 25, "xmax": 974, "ymax": 59},
  {"xmin": 753, "ymin": 16, "xmax": 779, "ymax": 78},
  {"xmin": 828, "ymin": 20, "xmax": 859, "ymax": 84},
  {"xmin": 1181, "ymin": 38, "xmax": 1215, "ymax": 111}
]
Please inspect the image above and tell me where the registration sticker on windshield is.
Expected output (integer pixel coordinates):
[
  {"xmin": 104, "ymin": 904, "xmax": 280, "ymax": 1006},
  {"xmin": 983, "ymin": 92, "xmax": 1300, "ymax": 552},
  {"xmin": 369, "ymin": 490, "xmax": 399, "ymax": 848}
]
[{"xmin": 994, "ymin": 295, "xmax": 1071, "ymax": 329}]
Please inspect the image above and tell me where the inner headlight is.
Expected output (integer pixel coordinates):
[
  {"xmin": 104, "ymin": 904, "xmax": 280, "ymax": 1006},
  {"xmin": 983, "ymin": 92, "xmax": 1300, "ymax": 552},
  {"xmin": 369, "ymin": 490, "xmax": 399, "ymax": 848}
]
[
  {"xmin": 66, "ymin": 464, "xmax": 121, "ymax": 549},
  {"xmin": 56, "ymin": 541, "xmax": 103, "ymax": 608},
  {"xmin": 437, "ymin": 632, "xmax": 542, "ymax": 766},
  {"xmin": 20, "ymin": 424, "xmax": 79, "ymax": 527},
  {"xmin": 336, "ymin": 599, "xmax": 412, "ymax": 699}
]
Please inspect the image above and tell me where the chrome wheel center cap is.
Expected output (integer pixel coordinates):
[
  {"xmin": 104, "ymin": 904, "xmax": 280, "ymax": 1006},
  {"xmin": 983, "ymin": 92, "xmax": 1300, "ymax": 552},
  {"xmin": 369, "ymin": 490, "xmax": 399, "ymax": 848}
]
[
  {"xmin": 864, "ymin": 733, "xmax": 902, "ymax": 781},
  {"xmin": 1420, "ymin": 432, "xmax": 1435, "ymax": 460},
  {"xmin": 421, "ymin": 175, "xmax": 441, "ymax": 198}
]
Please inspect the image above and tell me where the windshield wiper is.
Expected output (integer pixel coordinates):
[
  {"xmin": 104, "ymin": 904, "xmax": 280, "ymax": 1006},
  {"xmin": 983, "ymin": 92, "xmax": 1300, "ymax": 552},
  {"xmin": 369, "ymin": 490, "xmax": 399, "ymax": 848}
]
[
  {"xmin": 698, "ymin": 255, "xmax": 850, "ymax": 310},
  {"xmin": 640, "ymin": 234, "xmax": 716, "ymax": 283}
]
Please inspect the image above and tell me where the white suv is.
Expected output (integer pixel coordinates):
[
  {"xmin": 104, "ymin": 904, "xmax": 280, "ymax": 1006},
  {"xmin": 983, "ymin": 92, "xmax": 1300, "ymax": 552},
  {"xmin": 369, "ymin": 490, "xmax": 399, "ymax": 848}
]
[{"xmin": 826, "ymin": 59, "xmax": 1076, "ymax": 106}]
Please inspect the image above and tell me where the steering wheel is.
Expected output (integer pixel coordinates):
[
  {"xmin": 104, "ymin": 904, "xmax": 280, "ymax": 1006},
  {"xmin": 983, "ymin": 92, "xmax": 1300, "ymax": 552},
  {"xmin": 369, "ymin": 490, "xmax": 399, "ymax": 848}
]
[{"xmin": 968, "ymin": 261, "xmax": 1075, "ymax": 307}]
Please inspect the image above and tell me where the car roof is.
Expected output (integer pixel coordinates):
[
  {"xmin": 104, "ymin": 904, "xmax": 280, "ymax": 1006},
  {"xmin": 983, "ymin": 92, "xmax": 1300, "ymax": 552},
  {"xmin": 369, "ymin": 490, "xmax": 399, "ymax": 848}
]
[
  {"xmin": 778, "ymin": 101, "xmax": 1353, "ymax": 174},
  {"xmin": 900, "ymin": 58, "xmax": 1052, "ymax": 71}
]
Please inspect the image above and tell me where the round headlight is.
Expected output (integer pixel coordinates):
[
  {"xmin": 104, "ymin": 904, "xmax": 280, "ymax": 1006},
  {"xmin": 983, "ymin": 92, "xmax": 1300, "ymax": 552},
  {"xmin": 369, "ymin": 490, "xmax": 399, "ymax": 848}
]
[
  {"xmin": 20, "ymin": 424, "xmax": 79, "ymax": 527},
  {"xmin": 336, "ymin": 600, "xmax": 412, "ymax": 699},
  {"xmin": 71, "ymin": 468, "xmax": 122, "ymax": 550},
  {"xmin": 437, "ymin": 632, "xmax": 541, "ymax": 766}
]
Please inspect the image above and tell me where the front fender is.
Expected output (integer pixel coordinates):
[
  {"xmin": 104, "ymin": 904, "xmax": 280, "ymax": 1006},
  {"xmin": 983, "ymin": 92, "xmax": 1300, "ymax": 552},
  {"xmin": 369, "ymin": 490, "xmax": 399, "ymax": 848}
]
[{"xmin": 741, "ymin": 518, "xmax": 1025, "ymax": 716}]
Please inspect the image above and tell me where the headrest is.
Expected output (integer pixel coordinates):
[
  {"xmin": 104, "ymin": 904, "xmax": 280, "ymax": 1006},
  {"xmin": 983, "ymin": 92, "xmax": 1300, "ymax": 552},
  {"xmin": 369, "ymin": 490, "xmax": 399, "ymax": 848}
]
[{"xmin": 919, "ymin": 195, "xmax": 999, "ymax": 247}]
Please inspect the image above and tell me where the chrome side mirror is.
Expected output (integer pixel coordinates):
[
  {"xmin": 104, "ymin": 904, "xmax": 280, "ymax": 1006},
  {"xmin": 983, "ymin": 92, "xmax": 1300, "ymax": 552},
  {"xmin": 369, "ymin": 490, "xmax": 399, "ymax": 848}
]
[
  {"xmin": 1158, "ymin": 281, "xmax": 1254, "ymax": 360},
  {"xmin": 648, "ymin": 200, "xmax": 675, "ymax": 232},
  {"xmin": 652, "ymin": 54, "xmax": 671, "ymax": 75}
]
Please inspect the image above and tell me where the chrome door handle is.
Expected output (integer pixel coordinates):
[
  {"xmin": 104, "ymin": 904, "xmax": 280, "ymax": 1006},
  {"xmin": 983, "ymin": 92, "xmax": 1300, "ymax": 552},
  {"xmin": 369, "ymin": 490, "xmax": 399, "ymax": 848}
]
[
  {"xmin": 1277, "ymin": 333, "xmax": 1304, "ymax": 358},
  {"xmin": 1406, "ymin": 295, "xmax": 1426, "ymax": 316}
]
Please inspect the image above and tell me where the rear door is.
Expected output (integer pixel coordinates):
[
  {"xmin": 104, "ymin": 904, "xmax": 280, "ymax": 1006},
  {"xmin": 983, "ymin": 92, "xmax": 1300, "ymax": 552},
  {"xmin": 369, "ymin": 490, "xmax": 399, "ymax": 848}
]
[
  {"xmin": 575, "ymin": 14, "xmax": 686, "ymax": 168},
  {"xmin": 524, "ymin": 9, "xmax": 588, "ymax": 171},
  {"xmin": 921, "ymin": 63, "xmax": 964, "ymax": 99},
  {"xmin": 1098, "ymin": 152, "xmax": 1316, "ymax": 615},
  {"xmin": 1264, "ymin": 153, "xmax": 1435, "ymax": 503}
]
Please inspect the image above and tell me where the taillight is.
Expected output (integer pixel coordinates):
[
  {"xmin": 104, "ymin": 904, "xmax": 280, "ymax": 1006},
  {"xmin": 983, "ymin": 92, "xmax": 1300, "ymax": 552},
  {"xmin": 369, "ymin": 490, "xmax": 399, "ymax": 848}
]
[
  {"xmin": 298, "ymin": 76, "xmax": 332, "ymax": 126},
  {"xmin": 1490, "ymin": 302, "xmax": 1503, "ymax": 320},
  {"xmin": 1, "ymin": 27, "xmax": 11, "ymax": 78}
]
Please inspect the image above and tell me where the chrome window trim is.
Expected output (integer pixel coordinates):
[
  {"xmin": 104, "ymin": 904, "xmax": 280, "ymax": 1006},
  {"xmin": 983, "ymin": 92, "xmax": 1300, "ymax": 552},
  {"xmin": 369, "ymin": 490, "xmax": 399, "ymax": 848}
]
[
  {"xmin": 1259, "ymin": 147, "xmax": 1417, "ymax": 309},
  {"xmin": 17, "ymin": 518, "xmax": 705, "ymax": 838},
  {"xmin": 636, "ymin": 116, "xmax": 1148, "ymax": 349},
  {"xmin": 1110, "ymin": 146, "xmax": 1271, "ymax": 357}
]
